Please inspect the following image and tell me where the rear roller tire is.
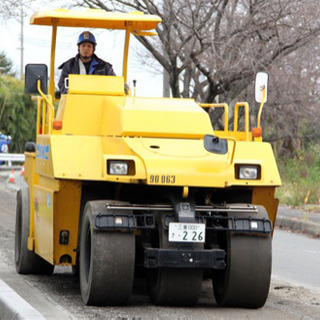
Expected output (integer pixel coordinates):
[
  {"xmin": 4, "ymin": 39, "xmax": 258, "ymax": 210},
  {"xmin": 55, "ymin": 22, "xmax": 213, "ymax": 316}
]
[
  {"xmin": 148, "ymin": 214, "xmax": 203, "ymax": 306},
  {"xmin": 212, "ymin": 205, "xmax": 272, "ymax": 308},
  {"xmin": 79, "ymin": 201, "xmax": 135, "ymax": 306},
  {"xmin": 15, "ymin": 188, "xmax": 54, "ymax": 275}
]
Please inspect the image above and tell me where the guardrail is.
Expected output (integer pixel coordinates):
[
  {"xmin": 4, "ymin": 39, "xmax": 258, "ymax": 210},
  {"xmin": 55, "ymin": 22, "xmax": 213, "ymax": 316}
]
[
  {"xmin": 0, "ymin": 153, "xmax": 25, "ymax": 169},
  {"xmin": 0, "ymin": 154, "xmax": 25, "ymax": 162}
]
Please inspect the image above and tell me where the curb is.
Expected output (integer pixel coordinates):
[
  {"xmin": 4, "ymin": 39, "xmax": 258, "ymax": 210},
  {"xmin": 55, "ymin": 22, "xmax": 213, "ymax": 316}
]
[
  {"xmin": 0, "ymin": 279, "xmax": 45, "ymax": 320},
  {"xmin": 276, "ymin": 215, "xmax": 320, "ymax": 237}
]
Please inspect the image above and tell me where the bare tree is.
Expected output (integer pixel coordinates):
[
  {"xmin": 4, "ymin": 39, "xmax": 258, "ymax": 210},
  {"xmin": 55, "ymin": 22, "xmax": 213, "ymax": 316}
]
[
  {"xmin": 263, "ymin": 39, "xmax": 320, "ymax": 158},
  {"xmin": 74, "ymin": 0, "xmax": 320, "ymax": 103},
  {"xmin": 0, "ymin": 0, "xmax": 34, "ymax": 19}
]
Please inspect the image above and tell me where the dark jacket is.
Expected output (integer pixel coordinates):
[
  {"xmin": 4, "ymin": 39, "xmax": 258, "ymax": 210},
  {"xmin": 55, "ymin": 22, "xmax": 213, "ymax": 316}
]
[{"xmin": 58, "ymin": 53, "xmax": 116, "ymax": 93}]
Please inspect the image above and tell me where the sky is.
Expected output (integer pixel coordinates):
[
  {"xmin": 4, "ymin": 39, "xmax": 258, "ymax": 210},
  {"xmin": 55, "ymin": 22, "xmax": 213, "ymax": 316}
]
[{"xmin": 0, "ymin": 2, "xmax": 163, "ymax": 97}]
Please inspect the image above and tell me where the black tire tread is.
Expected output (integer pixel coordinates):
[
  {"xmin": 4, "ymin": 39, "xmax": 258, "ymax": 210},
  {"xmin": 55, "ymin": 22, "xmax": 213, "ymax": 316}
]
[
  {"xmin": 212, "ymin": 205, "xmax": 272, "ymax": 308},
  {"xmin": 15, "ymin": 187, "xmax": 54, "ymax": 275},
  {"xmin": 79, "ymin": 200, "xmax": 135, "ymax": 306}
]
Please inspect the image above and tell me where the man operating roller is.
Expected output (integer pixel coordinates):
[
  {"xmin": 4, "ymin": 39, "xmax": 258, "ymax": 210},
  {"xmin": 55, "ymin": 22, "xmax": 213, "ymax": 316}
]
[{"xmin": 58, "ymin": 31, "xmax": 116, "ymax": 94}]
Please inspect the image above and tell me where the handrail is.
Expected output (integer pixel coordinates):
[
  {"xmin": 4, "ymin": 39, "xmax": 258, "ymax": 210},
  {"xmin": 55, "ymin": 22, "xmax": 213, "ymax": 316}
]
[
  {"xmin": 201, "ymin": 102, "xmax": 251, "ymax": 142},
  {"xmin": 37, "ymin": 79, "xmax": 55, "ymax": 134},
  {"xmin": 199, "ymin": 103, "xmax": 229, "ymax": 132},
  {"xmin": 36, "ymin": 97, "xmax": 41, "ymax": 135},
  {"xmin": 234, "ymin": 102, "xmax": 250, "ymax": 141}
]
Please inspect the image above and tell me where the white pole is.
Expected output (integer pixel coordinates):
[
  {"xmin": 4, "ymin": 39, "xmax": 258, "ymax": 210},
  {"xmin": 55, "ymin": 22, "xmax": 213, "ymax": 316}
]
[{"xmin": 20, "ymin": 5, "xmax": 24, "ymax": 80}]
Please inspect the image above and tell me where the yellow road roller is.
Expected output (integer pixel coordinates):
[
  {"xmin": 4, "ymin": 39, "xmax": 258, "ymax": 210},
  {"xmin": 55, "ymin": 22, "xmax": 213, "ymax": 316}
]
[{"xmin": 15, "ymin": 9, "xmax": 281, "ymax": 308}]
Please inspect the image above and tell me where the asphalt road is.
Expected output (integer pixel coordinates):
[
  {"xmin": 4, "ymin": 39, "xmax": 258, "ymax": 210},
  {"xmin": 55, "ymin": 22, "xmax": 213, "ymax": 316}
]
[
  {"xmin": 0, "ymin": 176, "xmax": 320, "ymax": 319},
  {"xmin": 273, "ymin": 229, "xmax": 320, "ymax": 292}
]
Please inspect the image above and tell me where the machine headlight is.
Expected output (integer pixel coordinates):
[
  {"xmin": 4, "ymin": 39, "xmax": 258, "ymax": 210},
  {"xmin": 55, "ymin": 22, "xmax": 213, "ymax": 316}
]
[
  {"xmin": 108, "ymin": 161, "xmax": 129, "ymax": 175},
  {"xmin": 237, "ymin": 165, "xmax": 260, "ymax": 180}
]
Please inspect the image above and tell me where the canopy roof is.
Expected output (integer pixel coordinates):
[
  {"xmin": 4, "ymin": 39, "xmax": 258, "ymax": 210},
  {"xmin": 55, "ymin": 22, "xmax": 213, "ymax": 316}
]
[{"xmin": 30, "ymin": 9, "xmax": 161, "ymax": 30}]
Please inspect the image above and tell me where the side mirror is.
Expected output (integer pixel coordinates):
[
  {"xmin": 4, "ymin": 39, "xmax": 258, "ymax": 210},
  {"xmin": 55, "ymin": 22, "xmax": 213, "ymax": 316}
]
[
  {"xmin": 25, "ymin": 64, "xmax": 48, "ymax": 94},
  {"xmin": 255, "ymin": 72, "xmax": 269, "ymax": 103}
]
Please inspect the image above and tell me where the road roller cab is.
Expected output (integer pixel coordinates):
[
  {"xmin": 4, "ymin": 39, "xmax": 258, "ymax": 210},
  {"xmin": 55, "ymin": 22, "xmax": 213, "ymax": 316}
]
[{"xmin": 16, "ymin": 9, "xmax": 281, "ymax": 308}]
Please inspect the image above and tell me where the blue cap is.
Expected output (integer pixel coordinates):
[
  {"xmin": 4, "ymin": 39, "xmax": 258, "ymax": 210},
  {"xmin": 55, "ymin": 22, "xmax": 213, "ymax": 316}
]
[{"xmin": 77, "ymin": 31, "xmax": 97, "ymax": 46}]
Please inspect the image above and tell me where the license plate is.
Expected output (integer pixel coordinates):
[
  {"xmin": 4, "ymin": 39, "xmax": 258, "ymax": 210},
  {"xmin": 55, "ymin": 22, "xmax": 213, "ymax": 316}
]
[{"xmin": 168, "ymin": 223, "xmax": 205, "ymax": 243}]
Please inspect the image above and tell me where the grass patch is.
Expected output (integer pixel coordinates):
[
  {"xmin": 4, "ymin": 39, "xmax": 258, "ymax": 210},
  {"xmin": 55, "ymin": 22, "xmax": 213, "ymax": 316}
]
[{"xmin": 276, "ymin": 146, "xmax": 320, "ymax": 206}]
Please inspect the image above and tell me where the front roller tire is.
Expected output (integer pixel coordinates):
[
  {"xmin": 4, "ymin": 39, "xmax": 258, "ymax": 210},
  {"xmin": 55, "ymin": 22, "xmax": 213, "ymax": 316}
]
[
  {"xmin": 15, "ymin": 188, "xmax": 54, "ymax": 275},
  {"xmin": 212, "ymin": 205, "xmax": 272, "ymax": 308},
  {"xmin": 79, "ymin": 201, "xmax": 135, "ymax": 306}
]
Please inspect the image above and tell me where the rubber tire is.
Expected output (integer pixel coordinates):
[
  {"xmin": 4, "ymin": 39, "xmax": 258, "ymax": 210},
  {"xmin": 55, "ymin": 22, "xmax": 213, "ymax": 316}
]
[
  {"xmin": 79, "ymin": 200, "xmax": 135, "ymax": 306},
  {"xmin": 15, "ymin": 187, "xmax": 54, "ymax": 275},
  {"xmin": 212, "ymin": 205, "xmax": 272, "ymax": 308},
  {"xmin": 148, "ymin": 214, "xmax": 203, "ymax": 306}
]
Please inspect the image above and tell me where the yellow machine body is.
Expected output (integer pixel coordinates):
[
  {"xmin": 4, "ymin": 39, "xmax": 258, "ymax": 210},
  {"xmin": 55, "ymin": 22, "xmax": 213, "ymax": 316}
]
[{"xmin": 24, "ymin": 9, "xmax": 280, "ymax": 267}]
